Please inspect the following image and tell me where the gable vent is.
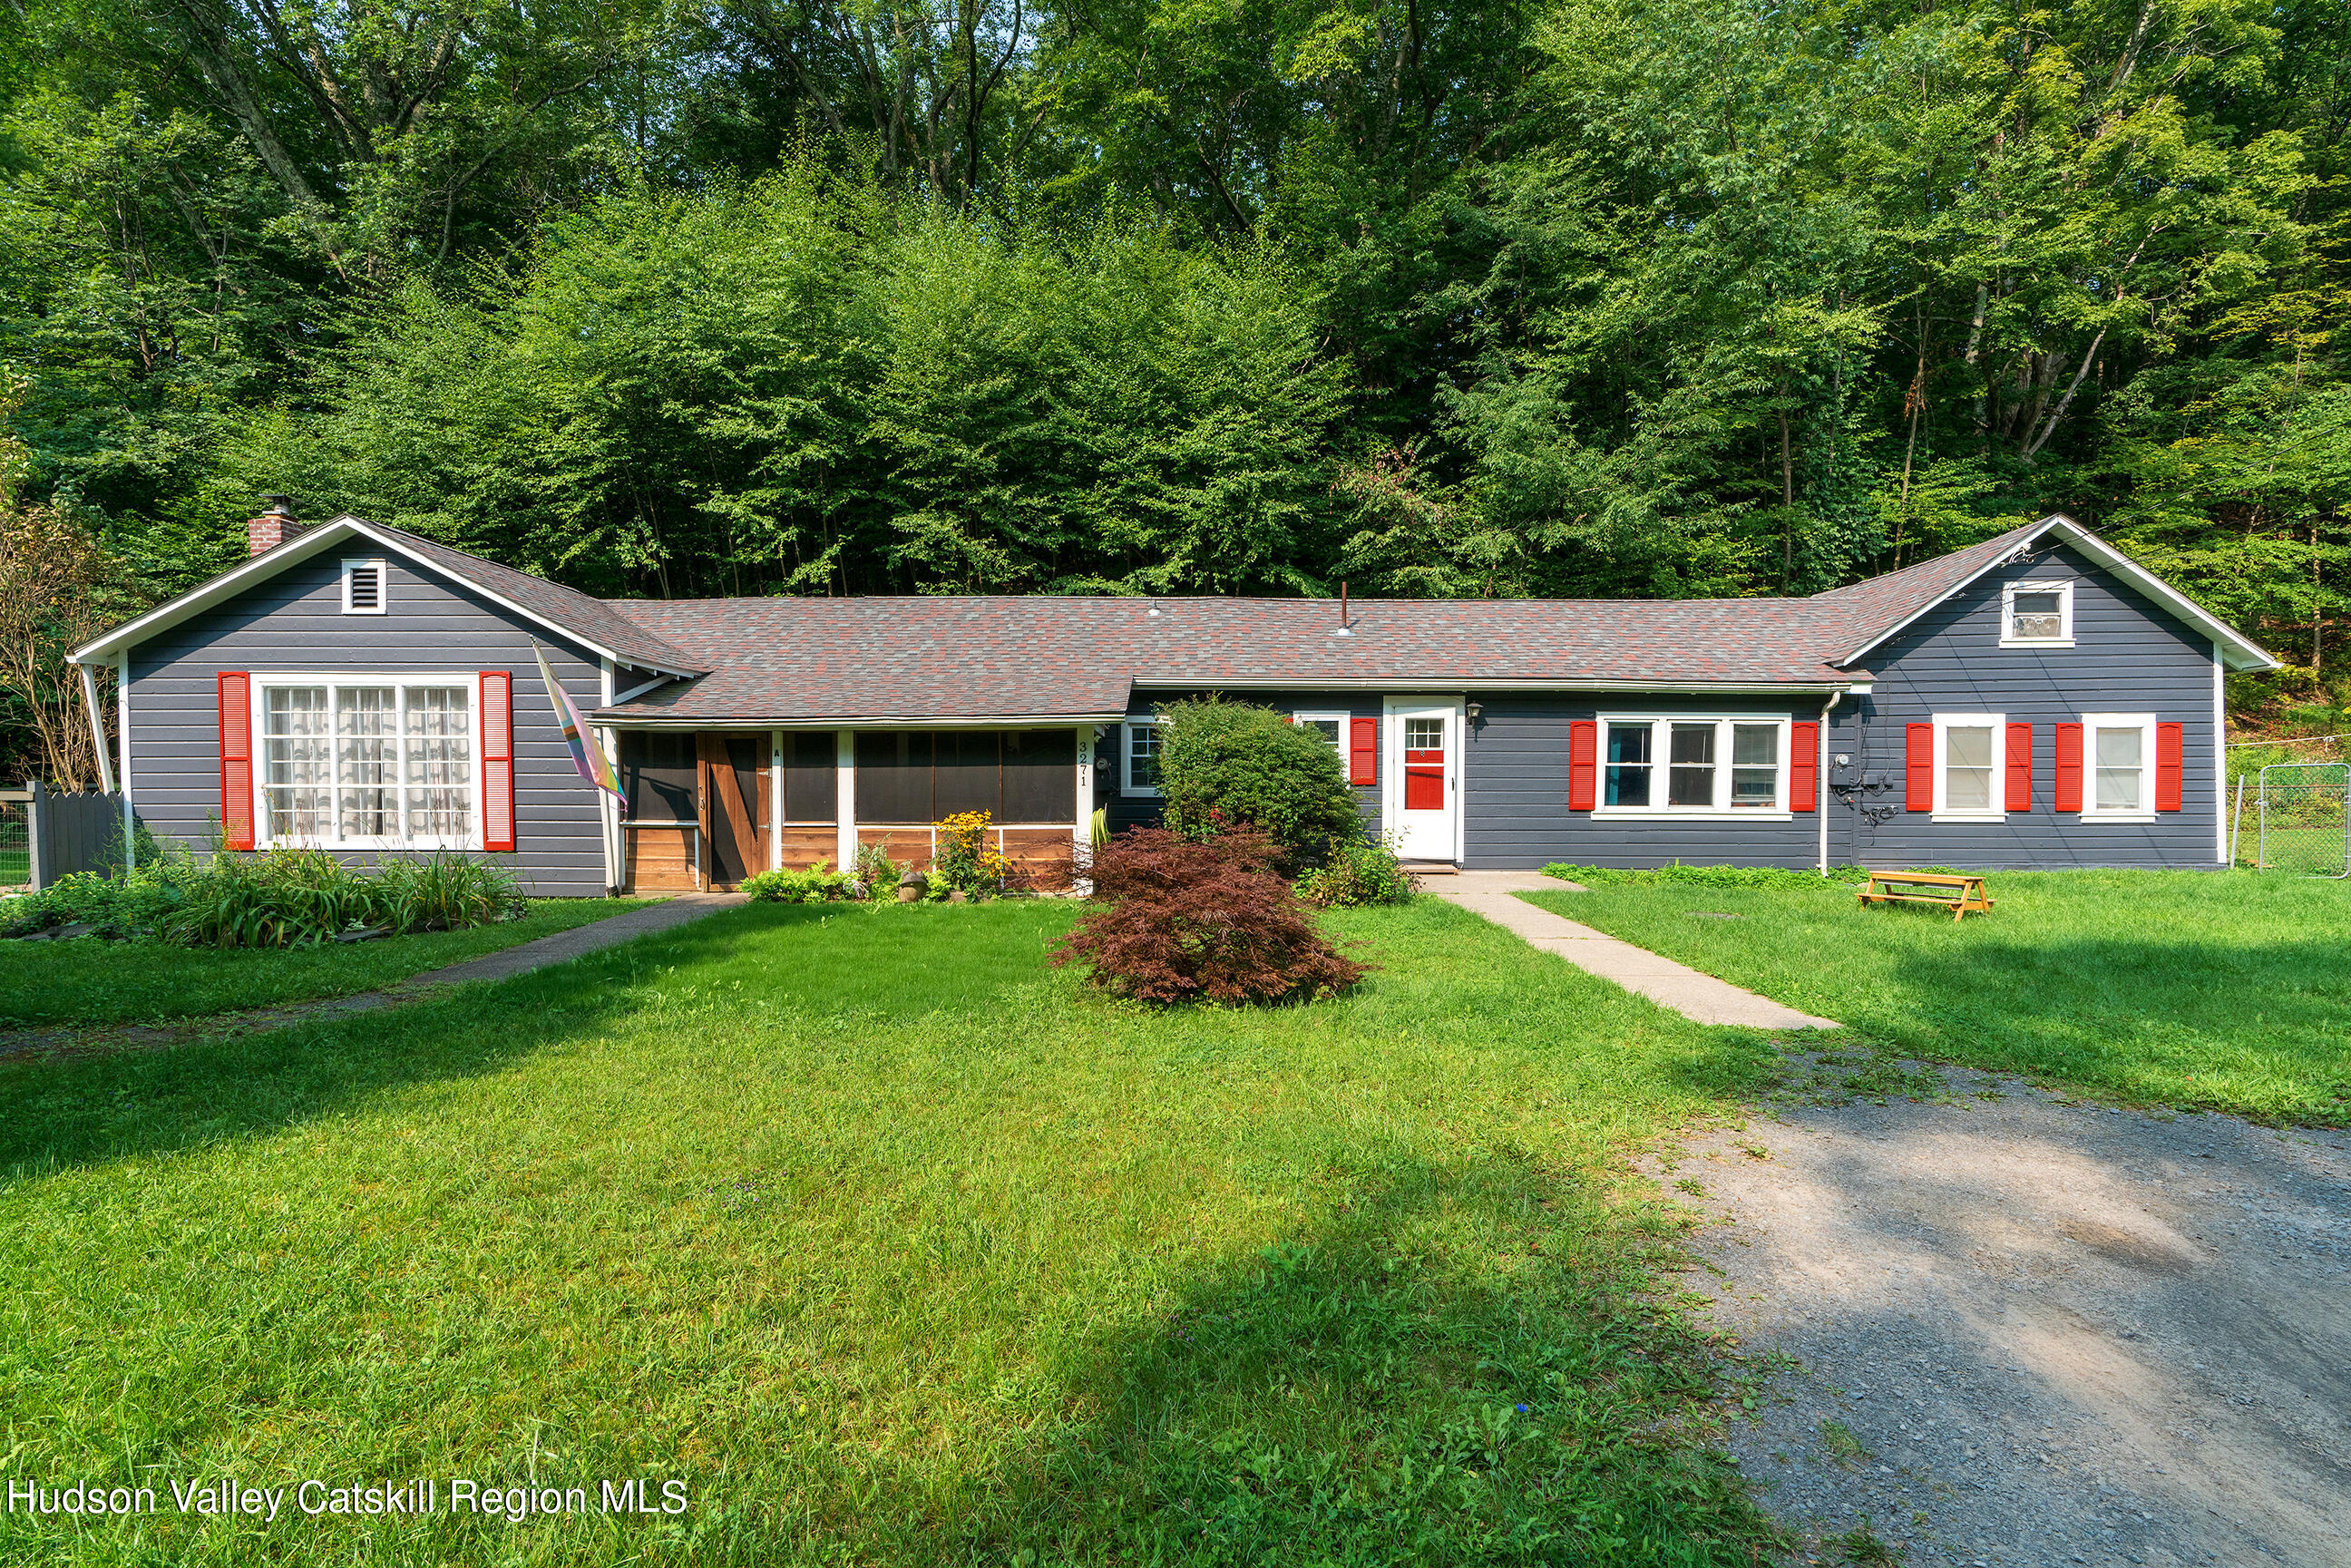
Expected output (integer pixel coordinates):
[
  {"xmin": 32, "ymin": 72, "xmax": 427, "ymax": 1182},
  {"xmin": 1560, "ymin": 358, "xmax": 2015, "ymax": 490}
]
[{"xmin": 343, "ymin": 559, "xmax": 387, "ymax": 614}]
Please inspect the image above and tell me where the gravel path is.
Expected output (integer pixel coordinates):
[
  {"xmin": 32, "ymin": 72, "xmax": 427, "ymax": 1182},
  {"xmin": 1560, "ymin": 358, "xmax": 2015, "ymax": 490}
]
[{"xmin": 1655, "ymin": 1056, "xmax": 2351, "ymax": 1566}]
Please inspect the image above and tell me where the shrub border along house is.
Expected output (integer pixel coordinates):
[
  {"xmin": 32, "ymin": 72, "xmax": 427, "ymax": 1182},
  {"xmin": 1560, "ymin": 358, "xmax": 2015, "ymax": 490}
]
[{"xmin": 66, "ymin": 507, "xmax": 2274, "ymax": 893}]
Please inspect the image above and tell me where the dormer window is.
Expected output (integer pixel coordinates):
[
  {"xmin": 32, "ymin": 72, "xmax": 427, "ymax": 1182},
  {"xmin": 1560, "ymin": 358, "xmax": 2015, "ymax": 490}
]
[
  {"xmin": 342, "ymin": 559, "xmax": 387, "ymax": 615},
  {"xmin": 2001, "ymin": 580, "xmax": 2072, "ymax": 647}
]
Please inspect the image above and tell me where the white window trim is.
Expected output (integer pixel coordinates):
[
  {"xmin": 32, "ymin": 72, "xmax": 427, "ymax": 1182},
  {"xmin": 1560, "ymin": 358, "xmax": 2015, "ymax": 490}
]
[
  {"xmin": 249, "ymin": 673, "xmax": 484, "ymax": 851},
  {"xmin": 1120, "ymin": 717, "xmax": 1166, "ymax": 797},
  {"xmin": 1590, "ymin": 715, "xmax": 1793, "ymax": 821},
  {"xmin": 1931, "ymin": 713, "xmax": 2006, "ymax": 823},
  {"xmin": 1291, "ymin": 710, "xmax": 1349, "ymax": 762},
  {"xmin": 2000, "ymin": 579, "xmax": 2073, "ymax": 648},
  {"xmin": 341, "ymin": 558, "xmax": 390, "ymax": 615},
  {"xmin": 2080, "ymin": 711, "xmax": 2159, "ymax": 823}
]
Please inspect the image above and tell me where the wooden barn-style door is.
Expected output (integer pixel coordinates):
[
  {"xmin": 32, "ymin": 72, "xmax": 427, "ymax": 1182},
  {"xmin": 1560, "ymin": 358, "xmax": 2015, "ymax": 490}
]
[{"xmin": 697, "ymin": 733, "xmax": 769, "ymax": 890}]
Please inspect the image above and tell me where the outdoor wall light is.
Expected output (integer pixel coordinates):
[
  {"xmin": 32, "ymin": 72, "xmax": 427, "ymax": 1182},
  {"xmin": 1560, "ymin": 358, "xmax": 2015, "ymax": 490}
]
[{"xmin": 1466, "ymin": 701, "xmax": 1484, "ymax": 721}]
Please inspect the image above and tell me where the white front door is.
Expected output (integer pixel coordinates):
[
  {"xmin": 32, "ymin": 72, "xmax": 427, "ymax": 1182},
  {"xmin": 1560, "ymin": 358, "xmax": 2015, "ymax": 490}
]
[{"xmin": 1384, "ymin": 698, "xmax": 1461, "ymax": 862}]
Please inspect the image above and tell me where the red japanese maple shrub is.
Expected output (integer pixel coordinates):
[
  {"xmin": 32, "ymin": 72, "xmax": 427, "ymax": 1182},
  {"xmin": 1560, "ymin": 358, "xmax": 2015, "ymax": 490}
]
[{"xmin": 1052, "ymin": 827, "xmax": 1369, "ymax": 1006}]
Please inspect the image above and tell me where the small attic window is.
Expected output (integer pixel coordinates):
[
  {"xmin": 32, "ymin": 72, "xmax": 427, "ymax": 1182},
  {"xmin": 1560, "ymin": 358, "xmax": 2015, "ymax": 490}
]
[
  {"xmin": 2000, "ymin": 579, "xmax": 2072, "ymax": 647},
  {"xmin": 342, "ymin": 559, "xmax": 387, "ymax": 615}
]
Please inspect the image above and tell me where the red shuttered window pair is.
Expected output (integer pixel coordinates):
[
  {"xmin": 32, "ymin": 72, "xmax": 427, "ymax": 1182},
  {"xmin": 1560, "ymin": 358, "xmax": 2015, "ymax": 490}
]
[
  {"xmin": 215, "ymin": 669, "xmax": 513, "ymax": 851},
  {"xmin": 1566, "ymin": 719, "xmax": 1819, "ymax": 812},
  {"xmin": 1910, "ymin": 722, "xmax": 2039, "ymax": 813},
  {"xmin": 1903, "ymin": 719, "xmax": 2182, "ymax": 815}
]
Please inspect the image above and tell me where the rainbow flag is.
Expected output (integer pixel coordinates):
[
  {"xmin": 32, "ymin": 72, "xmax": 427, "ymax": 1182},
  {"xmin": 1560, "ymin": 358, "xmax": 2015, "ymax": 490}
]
[{"xmin": 533, "ymin": 643, "xmax": 626, "ymax": 813}]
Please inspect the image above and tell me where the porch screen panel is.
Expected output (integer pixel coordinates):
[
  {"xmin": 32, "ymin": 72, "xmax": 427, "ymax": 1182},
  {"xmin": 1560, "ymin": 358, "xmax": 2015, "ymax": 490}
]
[
  {"xmin": 854, "ymin": 731, "xmax": 934, "ymax": 822},
  {"xmin": 1001, "ymin": 729, "xmax": 1078, "ymax": 822},
  {"xmin": 619, "ymin": 732, "xmax": 697, "ymax": 822},
  {"xmin": 933, "ymin": 731, "xmax": 999, "ymax": 817},
  {"xmin": 781, "ymin": 731, "xmax": 837, "ymax": 822}
]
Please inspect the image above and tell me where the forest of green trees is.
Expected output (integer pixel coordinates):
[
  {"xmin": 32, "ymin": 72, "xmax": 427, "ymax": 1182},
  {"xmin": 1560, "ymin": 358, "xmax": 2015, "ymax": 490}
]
[{"xmin": 3, "ymin": 0, "xmax": 2347, "ymax": 778}]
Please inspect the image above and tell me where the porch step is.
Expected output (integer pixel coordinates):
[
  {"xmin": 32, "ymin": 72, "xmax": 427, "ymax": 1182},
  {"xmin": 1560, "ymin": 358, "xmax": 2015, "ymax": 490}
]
[{"xmin": 1400, "ymin": 862, "xmax": 1459, "ymax": 875}]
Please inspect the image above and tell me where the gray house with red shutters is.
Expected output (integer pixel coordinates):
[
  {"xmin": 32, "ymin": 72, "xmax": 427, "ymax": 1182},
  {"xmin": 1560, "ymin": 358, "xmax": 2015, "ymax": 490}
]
[{"xmin": 66, "ymin": 506, "xmax": 2274, "ymax": 893}]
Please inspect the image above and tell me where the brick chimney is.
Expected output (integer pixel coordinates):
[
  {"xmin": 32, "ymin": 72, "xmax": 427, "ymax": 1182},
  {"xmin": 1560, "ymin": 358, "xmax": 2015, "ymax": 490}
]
[{"xmin": 247, "ymin": 496, "xmax": 299, "ymax": 556}]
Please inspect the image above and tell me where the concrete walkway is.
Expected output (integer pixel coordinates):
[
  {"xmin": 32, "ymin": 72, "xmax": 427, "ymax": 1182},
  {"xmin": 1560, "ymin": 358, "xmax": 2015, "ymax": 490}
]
[
  {"xmin": 0, "ymin": 892, "xmax": 746, "ymax": 1061},
  {"xmin": 1429, "ymin": 870, "xmax": 1839, "ymax": 1030}
]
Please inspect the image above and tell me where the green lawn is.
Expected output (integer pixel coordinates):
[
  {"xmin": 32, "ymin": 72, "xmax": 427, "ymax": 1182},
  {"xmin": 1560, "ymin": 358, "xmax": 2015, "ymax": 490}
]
[
  {"xmin": 0, "ymin": 898, "xmax": 654, "ymax": 1031},
  {"xmin": 1523, "ymin": 871, "xmax": 2351, "ymax": 1126},
  {"xmin": 0, "ymin": 899, "xmax": 1784, "ymax": 1566}
]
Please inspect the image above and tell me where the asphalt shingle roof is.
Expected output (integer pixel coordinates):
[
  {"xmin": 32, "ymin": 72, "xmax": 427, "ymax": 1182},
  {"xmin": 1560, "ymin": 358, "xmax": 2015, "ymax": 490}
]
[
  {"xmin": 598, "ymin": 592, "xmax": 1876, "ymax": 723},
  {"xmin": 1809, "ymin": 518, "xmax": 2049, "ymax": 660},
  {"xmin": 364, "ymin": 522, "xmax": 707, "ymax": 677}
]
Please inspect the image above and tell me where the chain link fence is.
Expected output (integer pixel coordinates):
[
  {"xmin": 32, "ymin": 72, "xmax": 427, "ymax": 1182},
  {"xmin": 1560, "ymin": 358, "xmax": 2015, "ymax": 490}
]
[
  {"xmin": 0, "ymin": 792, "xmax": 28, "ymax": 888},
  {"xmin": 2251, "ymin": 763, "xmax": 2351, "ymax": 877}
]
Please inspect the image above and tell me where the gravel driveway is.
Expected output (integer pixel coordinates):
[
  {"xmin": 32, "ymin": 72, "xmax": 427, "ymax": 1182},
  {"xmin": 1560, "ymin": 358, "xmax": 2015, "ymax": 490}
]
[{"xmin": 1656, "ymin": 1057, "xmax": 2351, "ymax": 1567}]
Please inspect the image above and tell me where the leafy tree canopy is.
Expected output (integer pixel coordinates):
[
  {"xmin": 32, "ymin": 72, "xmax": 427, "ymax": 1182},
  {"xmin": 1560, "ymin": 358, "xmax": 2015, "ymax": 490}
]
[{"xmin": 2, "ymin": 0, "xmax": 2346, "ymax": 734}]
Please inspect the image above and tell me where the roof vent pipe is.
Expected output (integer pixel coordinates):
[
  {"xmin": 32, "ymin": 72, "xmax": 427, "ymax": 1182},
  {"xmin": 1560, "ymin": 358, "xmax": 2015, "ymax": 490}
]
[{"xmin": 1334, "ymin": 579, "xmax": 1352, "ymax": 638}]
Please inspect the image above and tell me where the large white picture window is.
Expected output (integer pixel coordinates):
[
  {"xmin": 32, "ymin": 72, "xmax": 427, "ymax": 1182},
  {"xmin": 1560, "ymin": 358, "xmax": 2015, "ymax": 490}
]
[
  {"xmin": 1932, "ymin": 713, "xmax": 2005, "ymax": 821},
  {"xmin": 259, "ymin": 679, "xmax": 476, "ymax": 847},
  {"xmin": 1596, "ymin": 716, "xmax": 1789, "ymax": 817},
  {"xmin": 2081, "ymin": 713, "xmax": 2156, "ymax": 822}
]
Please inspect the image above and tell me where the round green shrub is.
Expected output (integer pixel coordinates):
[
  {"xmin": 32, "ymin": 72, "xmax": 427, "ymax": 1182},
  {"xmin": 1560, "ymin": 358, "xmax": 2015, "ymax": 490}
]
[{"xmin": 1156, "ymin": 698, "xmax": 1363, "ymax": 871}]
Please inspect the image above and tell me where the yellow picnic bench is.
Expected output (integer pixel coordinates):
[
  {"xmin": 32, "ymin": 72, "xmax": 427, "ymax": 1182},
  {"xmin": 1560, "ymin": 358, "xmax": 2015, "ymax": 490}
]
[{"xmin": 1856, "ymin": 870, "xmax": 1994, "ymax": 922}]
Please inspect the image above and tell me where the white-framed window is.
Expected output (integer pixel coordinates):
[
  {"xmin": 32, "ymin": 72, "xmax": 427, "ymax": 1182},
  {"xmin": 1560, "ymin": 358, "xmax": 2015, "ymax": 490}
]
[
  {"xmin": 255, "ymin": 677, "xmax": 477, "ymax": 847},
  {"xmin": 1291, "ymin": 710, "xmax": 1348, "ymax": 762},
  {"xmin": 1933, "ymin": 713, "xmax": 2005, "ymax": 821},
  {"xmin": 2000, "ymin": 579, "xmax": 2073, "ymax": 647},
  {"xmin": 1121, "ymin": 717, "xmax": 1166, "ymax": 796},
  {"xmin": 1595, "ymin": 716, "xmax": 1790, "ymax": 817},
  {"xmin": 342, "ymin": 558, "xmax": 389, "ymax": 615},
  {"xmin": 2081, "ymin": 712, "xmax": 2157, "ymax": 822}
]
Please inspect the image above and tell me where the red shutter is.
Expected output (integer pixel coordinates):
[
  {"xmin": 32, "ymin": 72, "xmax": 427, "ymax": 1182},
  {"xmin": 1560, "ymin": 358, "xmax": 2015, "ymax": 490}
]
[
  {"xmin": 2006, "ymin": 723, "xmax": 2034, "ymax": 813},
  {"xmin": 2156, "ymin": 722, "xmax": 2183, "ymax": 812},
  {"xmin": 1567, "ymin": 720, "xmax": 1597, "ymax": 812},
  {"xmin": 1347, "ymin": 716, "xmax": 1377, "ymax": 787},
  {"xmin": 1790, "ymin": 720, "xmax": 1818, "ymax": 812},
  {"xmin": 481, "ymin": 670, "xmax": 514, "ymax": 852},
  {"xmin": 1904, "ymin": 723, "xmax": 1933, "ymax": 812},
  {"xmin": 218, "ymin": 671, "xmax": 254, "ymax": 851},
  {"xmin": 2053, "ymin": 723, "xmax": 2083, "ymax": 813}
]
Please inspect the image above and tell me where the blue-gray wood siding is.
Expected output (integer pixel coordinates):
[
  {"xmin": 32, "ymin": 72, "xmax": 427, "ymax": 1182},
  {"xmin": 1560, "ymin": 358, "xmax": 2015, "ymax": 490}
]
[
  {"xmin": 1465, "ymin": 693, "xmax": 1823, "ymax": 869},
  {"xmin": 1108, "ymin": 691, "xmax": 1385, "ymax": 835},
  {"xmin": 1112, "ymin": 688, "xmax": 1819, "ymax": 869},
  {"xmin": 1107, "ymin": 544, "xmax": 2227, "ymax": 872},
  {"xmin": 1825, "ymin": 541, "xmax": 2222, "ymax": 871},
  {"xmin": 125, "ymin": 551, "xmax": 616, "ymax": 894}
]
